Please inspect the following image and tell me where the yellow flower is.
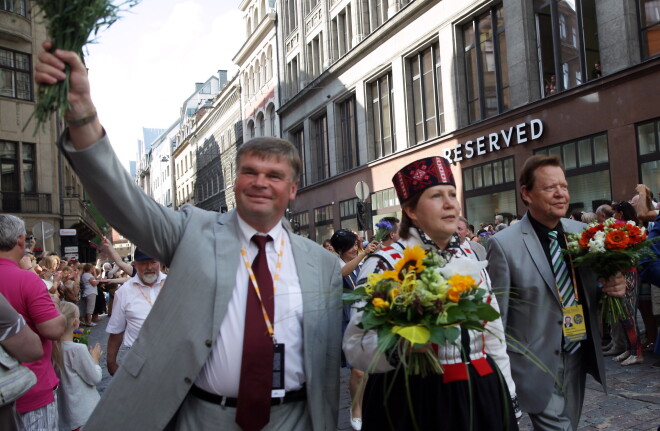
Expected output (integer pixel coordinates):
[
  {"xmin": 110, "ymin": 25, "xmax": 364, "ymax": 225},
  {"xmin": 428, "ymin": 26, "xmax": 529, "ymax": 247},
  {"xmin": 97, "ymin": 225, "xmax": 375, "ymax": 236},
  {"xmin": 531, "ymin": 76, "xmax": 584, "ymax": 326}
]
[
  {"xmin": 393, "ymin": 246, "xmax": 427, "ymax": 278},
  {"xmin": 448, "ymin": 274, "xmax": 475, "ymax": 293},
  {"xmin": 447, "ymin": 287, "xmax": 461, "ymax": 302},
  {"xmin": 372, "ymin": 297, "xmax": 390, "ymax": 310},
  {"xmin": 389, "ymin": 288, "xmax": 400, "ymax": 300}
]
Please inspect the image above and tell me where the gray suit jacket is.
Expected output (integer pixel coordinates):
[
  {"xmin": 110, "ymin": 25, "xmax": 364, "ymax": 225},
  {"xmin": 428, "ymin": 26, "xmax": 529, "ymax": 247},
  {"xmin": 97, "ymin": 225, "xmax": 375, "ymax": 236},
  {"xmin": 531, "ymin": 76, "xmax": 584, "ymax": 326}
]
[
  {"xmin": 59, "ymin": 134, "xmax": 342, "ymax": 430},
  {"xmin": 486, "ymin": 214, "xmax": 605, "ymax": 414}
]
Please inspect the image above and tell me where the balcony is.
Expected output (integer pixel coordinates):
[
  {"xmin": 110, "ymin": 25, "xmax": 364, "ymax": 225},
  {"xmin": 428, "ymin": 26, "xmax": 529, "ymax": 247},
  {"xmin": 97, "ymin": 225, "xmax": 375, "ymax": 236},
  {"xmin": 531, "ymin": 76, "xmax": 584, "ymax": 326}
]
[
  {"xmin": 0, "ymin": 192, "xmax": 51, "ymax": 213},
  {"xmin": 63, "ymin": 197, "xmax": 97, "ymax": 230}
]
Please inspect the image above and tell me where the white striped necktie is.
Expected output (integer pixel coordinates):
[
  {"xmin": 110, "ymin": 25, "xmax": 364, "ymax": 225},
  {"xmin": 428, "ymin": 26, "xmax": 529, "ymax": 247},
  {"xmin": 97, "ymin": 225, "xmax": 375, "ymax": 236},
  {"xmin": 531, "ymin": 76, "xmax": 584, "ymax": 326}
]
[{"xmin": 548, "ymin": 230, "xmax": 580, "ymax": 354}]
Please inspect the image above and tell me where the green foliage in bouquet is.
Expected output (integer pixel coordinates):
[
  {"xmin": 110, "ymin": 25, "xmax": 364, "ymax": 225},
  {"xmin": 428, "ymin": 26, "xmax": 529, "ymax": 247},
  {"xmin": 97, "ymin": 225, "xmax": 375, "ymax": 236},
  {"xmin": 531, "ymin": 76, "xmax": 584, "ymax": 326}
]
[{"xmin": 28, "ymin": 0, "xmax": 140, "ymax": 131}]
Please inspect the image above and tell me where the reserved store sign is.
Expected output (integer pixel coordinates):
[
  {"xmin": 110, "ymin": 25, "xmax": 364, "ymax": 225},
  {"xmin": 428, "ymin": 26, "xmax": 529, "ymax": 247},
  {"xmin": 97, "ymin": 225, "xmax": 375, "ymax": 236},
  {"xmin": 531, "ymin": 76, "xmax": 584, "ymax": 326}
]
[{"xmin": 444, "ymin": 119, "xmax": 543, "ymax": 163}]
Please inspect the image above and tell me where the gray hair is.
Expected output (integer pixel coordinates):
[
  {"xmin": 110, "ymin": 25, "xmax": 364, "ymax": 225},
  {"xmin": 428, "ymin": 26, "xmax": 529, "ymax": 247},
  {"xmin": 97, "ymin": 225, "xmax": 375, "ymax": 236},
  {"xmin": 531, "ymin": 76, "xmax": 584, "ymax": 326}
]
[
  {"xmin": 581, "ymin": 212, "xmax": 597, "ymax": 224},
  {"xmin": 236, "ymin": 137, "xmax": 302, "ymax": 181},
  {"xmin": 0, "ymin": 215, "xmax": 26, "ymax": 251},
  {"xmin": 495, "ymin": 215, "xmax": 504, "ymax": 222}
]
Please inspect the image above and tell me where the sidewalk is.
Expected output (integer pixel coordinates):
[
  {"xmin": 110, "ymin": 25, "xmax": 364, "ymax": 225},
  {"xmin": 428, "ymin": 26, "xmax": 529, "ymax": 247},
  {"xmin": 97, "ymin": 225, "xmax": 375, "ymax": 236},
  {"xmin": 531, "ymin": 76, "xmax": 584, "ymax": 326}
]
[{"xmin": 88, "ymin": 317, "xmax": 659, "ymax": 430}]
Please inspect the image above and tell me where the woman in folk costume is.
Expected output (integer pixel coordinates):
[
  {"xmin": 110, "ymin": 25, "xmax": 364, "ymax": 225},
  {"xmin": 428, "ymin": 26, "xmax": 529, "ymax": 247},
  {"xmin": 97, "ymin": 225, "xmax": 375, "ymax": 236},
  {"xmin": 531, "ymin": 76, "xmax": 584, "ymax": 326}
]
[{"xmin": 342, "ymin": 156, "xmax": 519, "ymax": 431}]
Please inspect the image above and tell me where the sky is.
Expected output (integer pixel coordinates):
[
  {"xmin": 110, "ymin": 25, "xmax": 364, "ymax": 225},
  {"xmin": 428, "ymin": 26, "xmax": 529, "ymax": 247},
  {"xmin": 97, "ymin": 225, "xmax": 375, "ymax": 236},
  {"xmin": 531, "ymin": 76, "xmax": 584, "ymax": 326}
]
[{"xmin": 84, "ymin": 0, "xmax": 244, "ymax": 170}]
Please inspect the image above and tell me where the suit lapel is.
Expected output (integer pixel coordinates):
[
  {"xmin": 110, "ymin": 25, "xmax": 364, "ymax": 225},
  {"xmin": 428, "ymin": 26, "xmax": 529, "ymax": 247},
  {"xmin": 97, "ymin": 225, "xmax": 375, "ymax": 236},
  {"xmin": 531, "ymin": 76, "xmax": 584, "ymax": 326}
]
[
  {"xmin": 521, "ymin": 216, "xmax": 562, "ymax": 305},
  {"xmin": 288, "ymin": 232, "xmax": 318, "ymax": 379},
  {"xmin": 212, "ymin": 211, "xmax": 242, "ymax": 332}
]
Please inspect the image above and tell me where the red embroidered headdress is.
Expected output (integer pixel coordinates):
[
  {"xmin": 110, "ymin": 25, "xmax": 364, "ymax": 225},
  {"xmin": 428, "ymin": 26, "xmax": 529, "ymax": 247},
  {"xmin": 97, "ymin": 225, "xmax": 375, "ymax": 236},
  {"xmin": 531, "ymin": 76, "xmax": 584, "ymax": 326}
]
[{"xmin": 392, "ymin": 156, "xmax": 456, "ymax": 204}]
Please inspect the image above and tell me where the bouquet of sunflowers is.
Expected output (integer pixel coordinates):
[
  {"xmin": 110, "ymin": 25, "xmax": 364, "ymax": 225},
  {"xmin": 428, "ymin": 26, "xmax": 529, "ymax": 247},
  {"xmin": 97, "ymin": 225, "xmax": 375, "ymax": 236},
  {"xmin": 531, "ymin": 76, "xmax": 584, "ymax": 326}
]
[
  {"xmin": 565, "ymin": 217, "xmax": 655, "ymax": 323},
  {"xmin": 343, "ymin": 245, "xmax": 500, "ymax": 377}
]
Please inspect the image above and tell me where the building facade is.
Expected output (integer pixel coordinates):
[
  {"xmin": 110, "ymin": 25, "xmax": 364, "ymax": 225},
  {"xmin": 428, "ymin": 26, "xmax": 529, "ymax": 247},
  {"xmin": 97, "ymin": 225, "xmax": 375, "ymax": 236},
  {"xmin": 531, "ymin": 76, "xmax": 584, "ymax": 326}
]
[
  {"xmin": 274, "ymin": 0, "xmax": 660, "ymax": 242},
  {"xmin": 1, "ymin": 1, "xmax": 99, "ymax": 258}
]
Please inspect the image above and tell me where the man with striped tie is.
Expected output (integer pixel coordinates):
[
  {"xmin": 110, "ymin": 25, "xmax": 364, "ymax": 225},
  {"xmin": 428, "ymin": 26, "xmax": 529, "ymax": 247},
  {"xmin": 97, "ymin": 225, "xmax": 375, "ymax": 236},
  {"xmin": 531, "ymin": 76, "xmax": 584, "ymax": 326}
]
[{"xmin": 486, "ymin": 155, "xmax": 626, "ymax": 431}]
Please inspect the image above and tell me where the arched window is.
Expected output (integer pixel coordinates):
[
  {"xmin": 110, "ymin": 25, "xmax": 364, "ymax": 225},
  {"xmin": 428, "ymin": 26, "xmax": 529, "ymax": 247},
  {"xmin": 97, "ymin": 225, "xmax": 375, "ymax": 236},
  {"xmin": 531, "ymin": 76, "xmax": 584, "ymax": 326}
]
[
  {"xmin": 247, "ymin": 120, "xmax": 255, "ymax": 139},
  {"xmin": 253, "ymin": 8, "xmax": 259, "ymax": 29},
  {"xmin": 266, "ymin": 104, "xmax": 276, "ymax": 136},
  {"xmin": 266, "ymin": 45, "xmax": 273, "ymax": 80},
  {"xmin": 246, "ymin": 16, "xmax": 251, "ymax": 36},
  {"xmin": 261, "ymin": 0, "xmax": 266, "ymax": 19},
  {"xmin": 249, "ymin": 65, "xmax": 255, "ymax": 95},
  {"xmin": 244, "ymin": 71, "xmax": 250, "ymax": 97},
  {"xmin": 255, "ymin": 59, "xmax": 261, "ymax": 90},
  {"xmin": 260, "ymin": 53, "xmax": 267, "ymax": 84},
  {"xmin": 257, "ymin": 112, "xmax": 265, "ymax": 137}
]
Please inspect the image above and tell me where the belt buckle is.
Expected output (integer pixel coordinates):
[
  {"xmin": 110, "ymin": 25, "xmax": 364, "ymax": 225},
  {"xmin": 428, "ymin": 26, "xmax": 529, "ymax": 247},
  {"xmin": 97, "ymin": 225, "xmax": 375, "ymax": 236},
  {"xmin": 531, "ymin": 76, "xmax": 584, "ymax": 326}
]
[{"xmin": 220, "ymin": 396, "xmax": 227, "ymax": 408}]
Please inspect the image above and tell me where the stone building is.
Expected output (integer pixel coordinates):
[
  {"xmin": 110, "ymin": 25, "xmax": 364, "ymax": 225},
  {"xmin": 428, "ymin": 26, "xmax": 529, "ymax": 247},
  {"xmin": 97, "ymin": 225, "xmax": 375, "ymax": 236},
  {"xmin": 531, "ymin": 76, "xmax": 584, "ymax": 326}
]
[{"xmin": 1, "ymin": 1, "xmax": 98, "ymax": 259}]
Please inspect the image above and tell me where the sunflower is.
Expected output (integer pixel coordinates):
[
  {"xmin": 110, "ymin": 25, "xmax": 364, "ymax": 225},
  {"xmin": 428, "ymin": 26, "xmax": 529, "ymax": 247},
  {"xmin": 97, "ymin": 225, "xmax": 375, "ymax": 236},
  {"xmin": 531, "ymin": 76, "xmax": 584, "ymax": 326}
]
[{"xmin": 393, "ymin": 245, "xmax": 427, "ymax": 278}]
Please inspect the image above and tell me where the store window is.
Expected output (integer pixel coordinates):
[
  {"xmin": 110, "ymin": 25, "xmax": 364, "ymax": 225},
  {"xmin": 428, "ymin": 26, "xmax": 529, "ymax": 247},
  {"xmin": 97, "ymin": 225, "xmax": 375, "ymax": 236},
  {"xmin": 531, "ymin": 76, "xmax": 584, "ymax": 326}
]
[
  {"xmin": 340, "ymin": 198, "xmax": 359, "ymax": 232},
  {"xmin": 314, "ymin": 204, "xmax": 334, "ymax": 243},
  {"xmin": 535, "ymin": 133, "xmax": 610, "ymax": 213},
  {"xmin": 463, "ymin": 4, "xmax": 510, "ymax": 123},
  {"xmin": 637, "ymin": 118, "xmax": 660, "ymax": 192},
  {"xmin": 0, "ymin": 47, "xmax": 32, "ymax": 101},
  {"xmin": 291, "ymin": 211, "xmax": 309, "ymax": 238},
  {"xmin": 368, "ymin": 72, "xmax": 395, "ymax": 161},
  {"xmin": 408, "ymin": 42, "xmax": 444, "ymax": 145},
  {"xmin": 640, "ymin": 0, "xmax": 660, "ymax": 58},
  {"xmin": 311, "ymin": 112, "xmax": 329, "ymax": 183},
  {"xmin": 463, "ymin": 157, "xmax": 516, "ymax": 227},
  {"xmin": 336, "ymin": 94, "xmax": 359, "ymax": 173},
  {"xmin": 534, "ymin": 0, "xmax": 600, "ymax": 97}
]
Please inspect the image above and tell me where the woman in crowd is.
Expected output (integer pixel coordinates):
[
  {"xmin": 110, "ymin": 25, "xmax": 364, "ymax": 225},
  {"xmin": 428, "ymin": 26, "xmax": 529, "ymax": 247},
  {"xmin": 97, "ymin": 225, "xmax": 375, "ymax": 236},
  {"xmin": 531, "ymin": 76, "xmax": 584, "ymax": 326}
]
[
  {"xmin": 331, "ymin": 229, "xmax": 379, "ymax": 431},
  {"xmin": 53, "ymin": 301, "xmax": 102, "ymax": 431},
  {"xmin": 610, "ymin": 201, "xmax": 644, "ymax": 365},
  {"xmin": 343, "ymin": 156, "xmax": 518, "ymax": 431},
  {"xmin": 80, "ymin": 263, "xmax": 99, "ymax": 327}
]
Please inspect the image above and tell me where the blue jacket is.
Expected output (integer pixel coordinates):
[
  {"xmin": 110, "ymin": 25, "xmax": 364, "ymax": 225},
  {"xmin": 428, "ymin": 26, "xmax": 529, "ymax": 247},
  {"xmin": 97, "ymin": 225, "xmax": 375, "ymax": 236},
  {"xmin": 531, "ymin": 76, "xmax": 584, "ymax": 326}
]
[{"xmin": 640, "ymin": 214, "xmax": 660, "ymax": 285}]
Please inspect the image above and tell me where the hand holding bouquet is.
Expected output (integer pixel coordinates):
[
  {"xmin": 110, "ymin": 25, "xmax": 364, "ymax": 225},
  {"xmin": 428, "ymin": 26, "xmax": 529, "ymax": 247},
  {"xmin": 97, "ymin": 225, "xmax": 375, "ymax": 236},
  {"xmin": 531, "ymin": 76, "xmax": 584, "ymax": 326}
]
[
  {"xmin": 565, "ymin": 218, "xmax": 655, "ymax": 323},
  {"xmin": 343, "ymin": 246, "xmax": 499, "ymax": 377}
]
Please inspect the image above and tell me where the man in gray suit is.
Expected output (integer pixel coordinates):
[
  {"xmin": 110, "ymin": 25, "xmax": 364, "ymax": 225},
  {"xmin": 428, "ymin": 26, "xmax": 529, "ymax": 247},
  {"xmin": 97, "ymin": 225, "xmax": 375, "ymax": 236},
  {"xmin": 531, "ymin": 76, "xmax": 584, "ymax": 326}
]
[
  {"xmin": 487, "ymin": 155, "xmax": 626, "ymax": 431},
  {"xmin": 36, "ymin": 42, "xmax": 342, "ymax": 431}
]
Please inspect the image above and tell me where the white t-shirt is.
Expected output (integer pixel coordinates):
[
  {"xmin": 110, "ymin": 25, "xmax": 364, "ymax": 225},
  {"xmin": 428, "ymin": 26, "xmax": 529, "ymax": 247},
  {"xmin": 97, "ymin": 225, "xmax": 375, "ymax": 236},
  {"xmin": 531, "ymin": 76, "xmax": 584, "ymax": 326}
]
[
  {"xmin": 105, "ymin": 272, "xmax": 166, "ymax": 347},
  {"xmin": 57, "ymin": 341, "xmax": 102, "ymax": 430}
]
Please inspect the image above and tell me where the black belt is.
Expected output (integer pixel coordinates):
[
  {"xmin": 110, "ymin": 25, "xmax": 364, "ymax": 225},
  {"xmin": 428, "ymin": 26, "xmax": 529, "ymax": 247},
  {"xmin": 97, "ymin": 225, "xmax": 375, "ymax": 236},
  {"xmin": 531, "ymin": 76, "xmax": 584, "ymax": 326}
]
[{"xmin": 190, "ymin": 384, "xmax": 306, "ymax": 407}]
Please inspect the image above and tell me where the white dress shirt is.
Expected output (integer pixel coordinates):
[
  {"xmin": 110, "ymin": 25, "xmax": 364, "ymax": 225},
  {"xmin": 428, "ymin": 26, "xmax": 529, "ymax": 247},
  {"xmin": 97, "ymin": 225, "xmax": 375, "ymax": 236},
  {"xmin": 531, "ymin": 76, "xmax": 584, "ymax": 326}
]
[
  {"xmin": 106, "ymin": 272, "xmax": 166, "ymax": 348},
  {"xmin": 195, "ymin": 216, "xmax": 305, "ymax": 397}
]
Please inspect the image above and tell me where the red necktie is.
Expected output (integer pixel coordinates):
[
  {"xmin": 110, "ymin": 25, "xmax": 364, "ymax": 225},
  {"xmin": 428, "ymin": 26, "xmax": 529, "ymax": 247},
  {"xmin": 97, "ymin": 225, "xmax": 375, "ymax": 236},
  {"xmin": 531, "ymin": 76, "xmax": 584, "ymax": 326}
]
[{"xmin": 236, "ymin": 235, "xmax": 275, "ymax": 431}]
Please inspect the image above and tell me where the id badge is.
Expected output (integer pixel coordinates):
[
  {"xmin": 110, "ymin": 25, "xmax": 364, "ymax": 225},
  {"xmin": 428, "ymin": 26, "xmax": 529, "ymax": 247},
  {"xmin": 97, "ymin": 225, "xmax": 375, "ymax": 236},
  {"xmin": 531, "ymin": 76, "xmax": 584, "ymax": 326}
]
[
  {"xmin": 271, "ymin": 343, "xmax": 286, "ymax": 398},
  {"xmin": 562, "ymin": 304, "xmax": 587, "ymax": 343}
]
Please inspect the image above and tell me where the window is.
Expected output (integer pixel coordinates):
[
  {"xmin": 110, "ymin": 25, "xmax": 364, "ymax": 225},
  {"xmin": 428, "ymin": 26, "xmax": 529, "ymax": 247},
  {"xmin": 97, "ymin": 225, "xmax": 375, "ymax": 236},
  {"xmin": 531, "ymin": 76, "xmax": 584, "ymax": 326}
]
[
  {"xmin": 640, "ymin": 0, "xmax": 660, "ymax": 58},
  {"xmin": 286, "ymin": 56, "xmax": 299, "ymax": 100},
  {"xmin": 291, "ymin": 127, "xmax": 307, "ymax": 187},
  {"xmin": 305, "ymin": 0, "xmax": 319, "ymax": 15},
  {"xmin": 0, "ymin": 141, "xmax": 18, "ymax": 192},
  {"xmin": 463, "ymin": 157, "xmax": 516, "ymax": 227},
  {"xmin": 306, "ymin": 33, "xmax": 324, "ymax": 81},
  {"xmin": 291, "ymin": 211, "xmax": 309, "ymax": 238},
  {"xmin": 637, "ymin": 118, "xmax": 660, "ymax": 192},
  {"xmin": 371, "ymin": 188, "xmax": 398, "ymax": 211},
  {"xmin": 330, "ymin": 6, "xmax": 353, "ymax": 62},
  {"xmin": 358, "ymin": 0, "xmax": 387, "ymax": 35},
  {"xmin": 535, "ymin": 133, "xmax": 611, "ymax": 212},
  {"xmin": 282, "ymin": 0, "xmax": 298, "ymax": 36},
  {"xmin": 340, "ymin": 198, "xmax": 359, "ymax": 231},
  {"xmin": 311, "ymin": 113, "xmax": 329, "ymax": 183},
  {"xmin": 314, "ymin": 203, "xmax": 333, "ymax": 243},
  {"xmin": 368, "ymin": 72, "xmax": 395, "ymax": 161},
  {"xmin": 336, "ymin": 95, "xmax": 359, "ymax": 173},
  {"xmin": 267, "ymin": 104, "xmax": 276, "ymax": 136},
  {"xmin": 463, "ymin": 4, "xmax": 510, "ymax": 123},
  {"xmin": 1, "ymin": 0, "xmax": 27, "ymax": 17},
  {"xmin": 0, "ymin": 48, "xmax": 31, "ymax": 100},
  {"xmin": 257, "ymin": 112, "xmax": 265, "ymax": 137},
  {"xmin": 22, "ymin": 143, "xmax": 34, "ymax": 193},
  {"xmin": 534, "ymin": 0, "xmax": 600, "ymax": 96},
  {"xmin": 408, "ymin": 42, "xmax": 444, "ymax": 145}
]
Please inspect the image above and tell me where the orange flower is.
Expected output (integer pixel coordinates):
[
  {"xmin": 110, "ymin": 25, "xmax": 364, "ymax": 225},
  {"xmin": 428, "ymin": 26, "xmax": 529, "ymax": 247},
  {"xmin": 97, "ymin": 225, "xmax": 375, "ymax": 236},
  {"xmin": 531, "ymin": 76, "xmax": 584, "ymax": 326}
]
[
  {"xmin": 447, "ymin": 287, "xmax": 461, "ymax": 302},
  {"xmin": 448, "ymin": 275, "xmax": 475, "ymax": 292},
  {"xmin": 626, "ymin": 225, "xmax": 645, "ymax": 245},
  {"xmin": 578, "ymin": 232, "xmax": 591, "ymax": 249},
  {"xmin": 604, "ymin": 230, "xmax": 629, "ymax": 250}
]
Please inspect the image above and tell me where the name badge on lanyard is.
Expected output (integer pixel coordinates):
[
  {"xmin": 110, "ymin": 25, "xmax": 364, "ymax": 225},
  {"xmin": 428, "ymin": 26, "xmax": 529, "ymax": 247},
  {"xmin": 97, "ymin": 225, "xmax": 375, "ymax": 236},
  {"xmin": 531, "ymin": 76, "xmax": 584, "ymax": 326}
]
[
  {"xmin": 562, "ymin": 304, "xmax": 587, "ymax": 343},
  {"xmin": 272, "ymin": 343, "xmax": 286, "ymax": 397}
]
